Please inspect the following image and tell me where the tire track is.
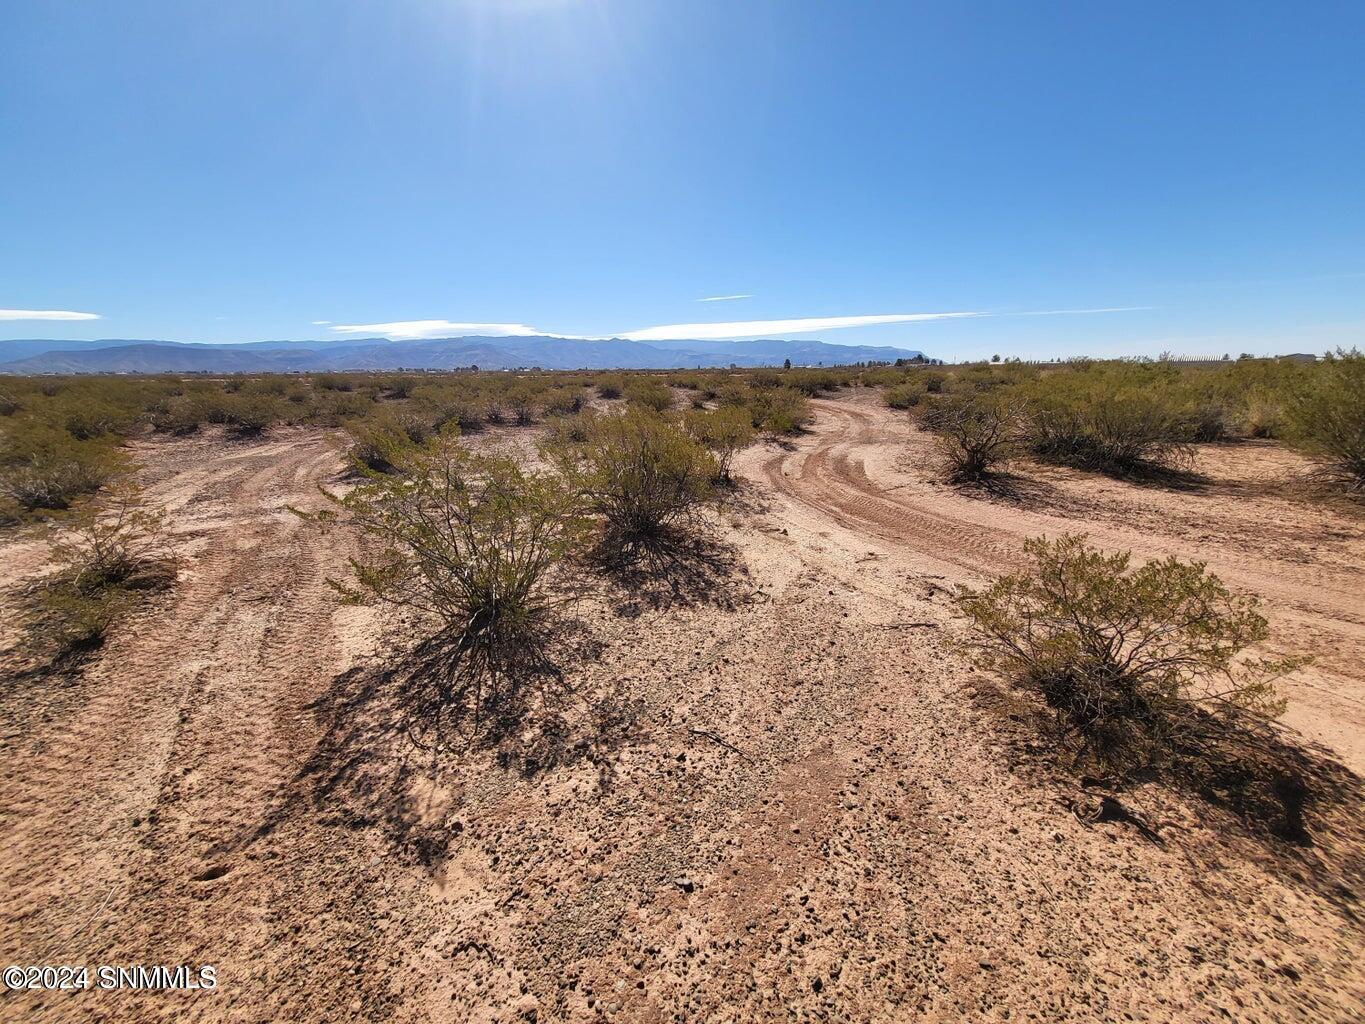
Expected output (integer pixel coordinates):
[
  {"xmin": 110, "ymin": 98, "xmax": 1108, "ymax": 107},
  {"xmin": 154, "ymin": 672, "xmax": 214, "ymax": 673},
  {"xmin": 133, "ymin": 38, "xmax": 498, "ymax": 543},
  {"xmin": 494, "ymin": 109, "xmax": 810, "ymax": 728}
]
[
  {"xmin": 0, "ymin": 430, "xmax": 364, "ymax": 1021},
  {"xmin": 751, "ymin": 395, "xmax": 1365, "ymax": 769}
]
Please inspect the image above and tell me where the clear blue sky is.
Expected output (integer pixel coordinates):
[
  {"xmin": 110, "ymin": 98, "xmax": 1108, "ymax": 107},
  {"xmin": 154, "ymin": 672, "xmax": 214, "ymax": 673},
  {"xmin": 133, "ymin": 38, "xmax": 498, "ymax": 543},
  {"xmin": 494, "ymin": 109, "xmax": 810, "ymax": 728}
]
[{"xmin": 2, "ymin": 1, "xmax": 1362, "ymax": 359}]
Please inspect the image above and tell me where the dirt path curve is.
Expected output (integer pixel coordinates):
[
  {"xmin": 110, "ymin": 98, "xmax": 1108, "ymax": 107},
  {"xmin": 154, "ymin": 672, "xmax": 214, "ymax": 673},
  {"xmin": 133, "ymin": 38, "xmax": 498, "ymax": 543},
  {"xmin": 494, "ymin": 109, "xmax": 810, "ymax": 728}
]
[
  {"xmin": 0, "ymin": 429, "xmax": 381, "ymax": 1022},
  {"xmin": 759, "ymin": 395, "xmax": 1365, "ymax": 769}
]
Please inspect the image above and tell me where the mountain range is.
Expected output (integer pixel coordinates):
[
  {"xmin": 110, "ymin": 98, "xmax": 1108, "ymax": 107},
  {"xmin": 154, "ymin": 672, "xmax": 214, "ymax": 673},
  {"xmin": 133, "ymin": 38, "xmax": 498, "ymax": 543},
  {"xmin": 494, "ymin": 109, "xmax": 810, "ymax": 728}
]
[{"xmin": 0, "ymin": 336, "xmax": 926, "ymax": 374}]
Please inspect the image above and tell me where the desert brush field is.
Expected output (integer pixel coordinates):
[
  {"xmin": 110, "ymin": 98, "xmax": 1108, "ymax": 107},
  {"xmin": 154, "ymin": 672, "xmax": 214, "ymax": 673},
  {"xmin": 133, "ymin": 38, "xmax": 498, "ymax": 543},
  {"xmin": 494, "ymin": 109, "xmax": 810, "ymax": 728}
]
[{"xmin": 2, "ymin": 358, "xmax": 1364, "ymax": 1023}]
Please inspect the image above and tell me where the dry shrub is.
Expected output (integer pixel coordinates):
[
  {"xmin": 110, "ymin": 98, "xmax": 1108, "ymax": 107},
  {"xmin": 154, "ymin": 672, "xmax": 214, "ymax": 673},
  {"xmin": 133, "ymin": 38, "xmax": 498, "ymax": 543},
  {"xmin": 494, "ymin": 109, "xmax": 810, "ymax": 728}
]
[
  {"xmin": 924, "ymin": 394, "xmax": 1018, "ymax": 482},
  {"xmin": 1285, "ymin": 348, "xmax": 1365, "ymax": 491},
  {"xmin": 312, "ymin": 436, "xmax": 591, "ymax": 740},
  {"xmin": 959, "ymin": 535, "xmax": 1299, "ymax": 769}
]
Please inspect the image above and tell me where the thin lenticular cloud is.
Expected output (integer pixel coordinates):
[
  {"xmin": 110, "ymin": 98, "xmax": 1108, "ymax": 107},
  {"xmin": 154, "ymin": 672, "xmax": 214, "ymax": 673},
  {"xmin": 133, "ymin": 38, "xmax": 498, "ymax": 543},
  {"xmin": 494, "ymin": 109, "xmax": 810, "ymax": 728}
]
[
  {"xmin": 0, "ymin": 308, "xmax": 102, "ymax": 321},
  {"xmin": 1015, "ymin": 306, "xmax": 1154, "ymax": 316},
  {"xmin": 619, "ymin": 312, "xmax": 980, "ymax": 341},
  {"xmin": 326, "ymin": 306, "xmax": 1141, "ymax": 344},
  {"xmin": 695, "ymin": 294, "xmax": 753, "ymax": 303},
  {"xmin": 310, "ymin": 320, "xmax": 332, "ymax": 325},
  {"xmin": 331, "ymin": 320, "xmax": 552, "ymax": 339}
]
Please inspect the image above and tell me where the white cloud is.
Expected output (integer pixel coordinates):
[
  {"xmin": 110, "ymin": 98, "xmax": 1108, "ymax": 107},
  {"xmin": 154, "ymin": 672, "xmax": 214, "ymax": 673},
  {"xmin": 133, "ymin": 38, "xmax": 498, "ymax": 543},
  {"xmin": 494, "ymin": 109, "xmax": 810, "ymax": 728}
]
[
  {"xmin": 1015, "ymin": 306, "xmax": 1153, "ymax": 316},
  {"xmin": 695, "ymin": 294, "xmax": 753, "ymax": 303},
  {"xmin": 326, "ymin": 306, "xmax": 1141, "ymax": 345},
  {"xmin": 310, "ymin": 320, "xmax": 332, "ymax": 325},
  {"xmin": 0, "ymin": 308, "xmax": 102, "ymax": 321},
  {"xmin": 619, "ymin": 312, "xmax": 980, "ymax": 341},
  {"xmin": 331, "ymin": 320, "xmax": 551, "ymax": 340}
]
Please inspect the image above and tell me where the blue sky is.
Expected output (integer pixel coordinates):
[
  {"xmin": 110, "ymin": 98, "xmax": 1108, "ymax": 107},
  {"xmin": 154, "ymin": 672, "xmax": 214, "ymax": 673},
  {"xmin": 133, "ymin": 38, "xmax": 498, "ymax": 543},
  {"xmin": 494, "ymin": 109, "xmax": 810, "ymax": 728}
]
[{"xmin": 2, "ymin": 0, "xmax": 1362, "ymax": 359}]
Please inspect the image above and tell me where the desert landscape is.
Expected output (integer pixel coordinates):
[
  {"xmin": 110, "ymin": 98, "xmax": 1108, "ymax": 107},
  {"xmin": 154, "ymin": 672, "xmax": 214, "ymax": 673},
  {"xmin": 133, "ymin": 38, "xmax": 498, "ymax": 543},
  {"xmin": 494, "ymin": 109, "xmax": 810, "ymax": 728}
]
[
  {"xmin": 6, "ymin": 4, "xmax": 1363, "ymax": 1020},
  {"xmin": 2, "ymin": 364, "xmax": 1362, "ymax": 1023}
]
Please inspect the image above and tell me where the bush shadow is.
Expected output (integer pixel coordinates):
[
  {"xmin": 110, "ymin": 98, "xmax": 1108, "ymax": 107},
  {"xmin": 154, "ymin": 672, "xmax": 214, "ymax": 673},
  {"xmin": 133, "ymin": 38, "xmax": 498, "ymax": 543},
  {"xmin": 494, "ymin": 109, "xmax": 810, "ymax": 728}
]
[
  {"xmin": 240, "ymin": 621, "xmax": 637, "ymax": 868},
  {"xmin": 589, "ymin": 524, "xmax": 748, "ymax": 616},
  {"xmin": 968, "ymin": 677, "xmax": 1365, "ymax": 918}
]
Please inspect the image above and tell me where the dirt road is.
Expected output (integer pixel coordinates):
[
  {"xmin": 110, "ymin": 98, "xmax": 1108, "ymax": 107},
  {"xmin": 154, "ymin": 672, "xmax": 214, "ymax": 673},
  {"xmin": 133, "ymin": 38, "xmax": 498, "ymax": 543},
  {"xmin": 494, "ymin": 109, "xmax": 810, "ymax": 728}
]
[
  {"xmin": 2, "ymin": 406, "xmax": 1363, "ymax": 1023},
  {"xmin": 762, "ymin": 396, "xmax": 1365, "ymax": 770}
]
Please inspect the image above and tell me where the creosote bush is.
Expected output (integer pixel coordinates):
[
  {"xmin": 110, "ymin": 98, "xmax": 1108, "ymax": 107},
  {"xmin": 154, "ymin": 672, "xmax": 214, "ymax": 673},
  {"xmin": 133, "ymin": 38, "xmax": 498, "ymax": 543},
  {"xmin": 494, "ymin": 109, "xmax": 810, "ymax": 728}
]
[
  {"xmin": 958, "ymin": 534, "xmax": 1298, "ymax": 768},
  {"xmin": 925, "ymin": 394, "xmax": 1019, "ymax": 482},
  {"xmin": 684, "ymin": 405, "xmax": 755, "ymax": 483},
  {"xmin": 562, "ymin": 407, "xmax": 717, "ymax": 551},
  {"xmin": 1020, "ymin": 381, "xmax": 1193, "ymax": 474},
  {"xmin": 623, "ymin": 378, "xmax": 673, "ymax": 413},
  {"xmin": 1285, "ymin": 348, "xmax": 1365, "ymax": 492},
  {"xmin": 31, "ymin": 482, "xmax": 175, "ymax": 655},
  {"xmin": 0, "ymin": 423, "xmax": 125, "ymax": 513},
  {"xmin": 312, "ymin": 436, "xmax": 591, "ymax": 739}
]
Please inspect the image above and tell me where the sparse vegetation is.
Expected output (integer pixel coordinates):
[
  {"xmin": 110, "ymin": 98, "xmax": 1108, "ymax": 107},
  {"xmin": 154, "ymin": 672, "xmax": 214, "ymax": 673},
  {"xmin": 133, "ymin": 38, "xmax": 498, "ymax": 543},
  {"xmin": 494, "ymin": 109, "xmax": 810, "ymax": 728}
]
[{"xmin": 958, "ymin": 534, "xmax": 1297, "ymax": 768}]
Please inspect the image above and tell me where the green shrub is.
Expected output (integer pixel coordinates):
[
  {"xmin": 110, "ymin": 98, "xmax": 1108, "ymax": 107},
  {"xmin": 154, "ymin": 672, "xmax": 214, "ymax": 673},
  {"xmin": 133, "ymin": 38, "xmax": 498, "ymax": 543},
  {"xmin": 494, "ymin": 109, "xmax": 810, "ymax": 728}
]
[
  {"xmin": 684, "ymin": 406, "xmax": 755, "ymax": 483},
  {"xmin": 544, "ymin": 389, "xmax": 585, "ymax": 416},
  {"xmin": 1181, "ymin": 401, "xmax": 1232, "ymax": 443},
  {"xmin": 0, "ymin": 424, "xmax": 124, "ymax": 511},
  {"xmin": 624, "ymin": 379, "xmax": 673, "ymax": 413},
  {"xmin": 344, "ymin": 414, "xmax": 415, "ymax": 473},
  {"xmin": 1022, "ymin": 385, "xmax": 1192, "ymax": 473},
  {"xmin": 1284, "ymin": 349, "xmax": 1365, "ymax": 491},
  {"xmin": 221, "ymin": 393, "xmax": 285, "ymax": 436},
  {"xmin": 63, "ymin": 401, "xmax": 134, "ymax": 441},
  {"xmin": 565, "ymin": 408, "xmax": 717, "ymax": 547},
  {"xmin": 309, "ymin": 391, "xmax": 373, "ymax": 425},
  {"xmin": 544, "ymin": 408, "xmax": 600, "ymax": 446},
  {"xmin": 150, "ymin": 395, "xmax": 207, "ymax": 435},
  {"xmin": 596, "ymin": 377, "xmax": 624, "ymax": 400},
  {"xmin": 884, "ymin": 383, "xmax": 925, "ymax": 410},
  {"xmin": 958, "ymin": 535, "xmax": 1296, "ymax": 767},
  {"xmin": 0, "ymin": 391, "xmax": 21, "ymax": 416},
  {"xmin": 749, "ymin": 387, "xmax": 811, "ymax": 435},
  {"xmin": 33, "ymin": 482, "xmax": 175, "ymax": 655},
  {"xmin": 311, "ymin": 435, "xmax": 590, "ymax": 737},
  {"xmin": 785, "ymin": 369, "xmax": 842, "ymax": 397},
  {"xmin": 1241, "ymin": 391, "xmax": 1286, "ymax": 439}
]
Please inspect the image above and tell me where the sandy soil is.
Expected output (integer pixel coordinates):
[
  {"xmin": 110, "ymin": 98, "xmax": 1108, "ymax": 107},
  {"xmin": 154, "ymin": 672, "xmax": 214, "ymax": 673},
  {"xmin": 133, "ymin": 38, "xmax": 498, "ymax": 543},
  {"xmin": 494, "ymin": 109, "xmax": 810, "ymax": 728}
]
[{"xmin": 2, "ymin": 396, "xmax": 1363, "ymax": 1023}]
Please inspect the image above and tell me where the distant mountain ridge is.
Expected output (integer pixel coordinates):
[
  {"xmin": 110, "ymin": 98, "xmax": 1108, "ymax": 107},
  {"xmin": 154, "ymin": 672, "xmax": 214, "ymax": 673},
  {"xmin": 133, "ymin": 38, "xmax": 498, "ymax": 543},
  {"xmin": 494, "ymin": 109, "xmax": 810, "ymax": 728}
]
[{"xmin": 0, "ymin": 335, "xmax": 926, "ymax": 374}]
